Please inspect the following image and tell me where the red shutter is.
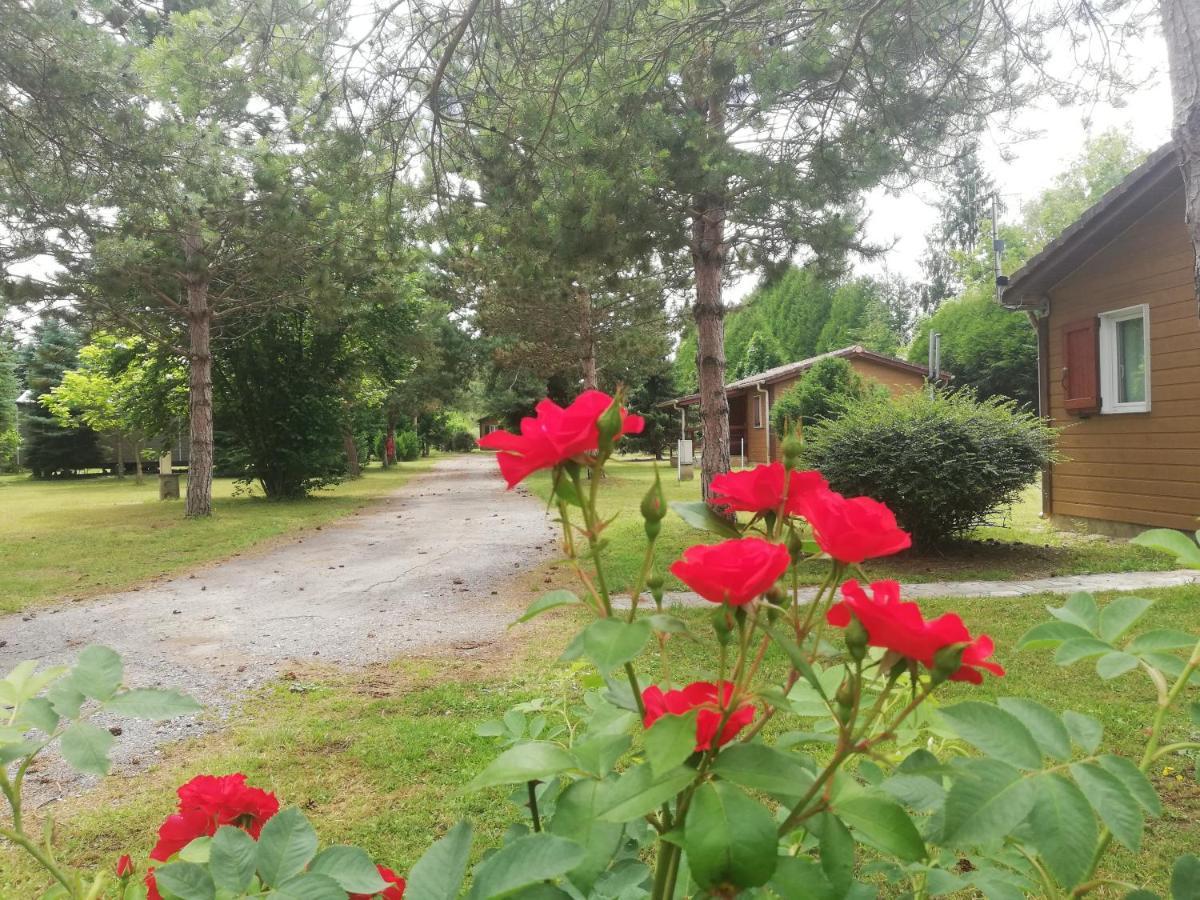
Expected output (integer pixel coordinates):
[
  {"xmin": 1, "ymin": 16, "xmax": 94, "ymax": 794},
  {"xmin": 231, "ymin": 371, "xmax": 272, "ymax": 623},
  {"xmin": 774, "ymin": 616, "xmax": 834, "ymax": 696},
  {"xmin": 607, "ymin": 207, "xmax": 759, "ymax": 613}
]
[{"xmin": 1061, "ymin": 317, "xmax": 1100, "ymax": 415}]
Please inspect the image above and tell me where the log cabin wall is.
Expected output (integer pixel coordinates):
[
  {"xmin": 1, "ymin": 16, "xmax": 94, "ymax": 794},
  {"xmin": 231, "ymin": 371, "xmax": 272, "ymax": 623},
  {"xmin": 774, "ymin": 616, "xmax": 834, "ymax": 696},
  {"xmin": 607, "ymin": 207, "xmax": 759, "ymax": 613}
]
[{"xmin": 1045, "ymin": 186, "xmax": 1200, "ymax": 532}]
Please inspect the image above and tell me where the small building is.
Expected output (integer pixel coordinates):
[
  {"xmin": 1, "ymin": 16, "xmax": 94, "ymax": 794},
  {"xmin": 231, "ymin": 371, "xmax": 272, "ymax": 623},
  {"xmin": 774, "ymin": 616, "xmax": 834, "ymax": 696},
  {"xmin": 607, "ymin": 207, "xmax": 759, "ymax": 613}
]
[
  {"xmin": 665, "ymin": 345, "xmax": 932, "ymax": 464},
  {"xmin": 1000, "ymin": 144, "xmax": 1200, "ymax": 535},
  {"xmin": 478, "ymin": 417, "xmax": 501, "ymax": 440}
]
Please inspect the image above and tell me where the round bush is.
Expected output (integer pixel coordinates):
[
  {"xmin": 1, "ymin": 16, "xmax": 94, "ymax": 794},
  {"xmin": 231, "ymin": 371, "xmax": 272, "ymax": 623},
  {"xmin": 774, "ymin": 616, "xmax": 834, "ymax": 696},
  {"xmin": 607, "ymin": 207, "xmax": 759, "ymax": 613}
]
[
  {"xmin": 394, "ymin": 430, "xmax": 421, "ymax": 461},
  {"xmin": 446, "ymin": 430, "xmax": 476, "ymax": 452},
  {"xmin": 800, "ymin": 388, "xmax": 1058, "ymax": 547}
]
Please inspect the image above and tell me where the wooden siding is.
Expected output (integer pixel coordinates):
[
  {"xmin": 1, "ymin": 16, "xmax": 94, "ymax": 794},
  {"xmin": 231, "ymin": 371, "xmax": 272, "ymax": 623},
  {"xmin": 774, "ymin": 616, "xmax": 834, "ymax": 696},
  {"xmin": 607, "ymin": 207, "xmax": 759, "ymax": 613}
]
[
  {"xmin": 742, "ymin": 361, "xmax": 925, "ymax": 464},
  {"xmin": 1045, "ymin": 186, "xmax": 1200, "ymax": 531}
]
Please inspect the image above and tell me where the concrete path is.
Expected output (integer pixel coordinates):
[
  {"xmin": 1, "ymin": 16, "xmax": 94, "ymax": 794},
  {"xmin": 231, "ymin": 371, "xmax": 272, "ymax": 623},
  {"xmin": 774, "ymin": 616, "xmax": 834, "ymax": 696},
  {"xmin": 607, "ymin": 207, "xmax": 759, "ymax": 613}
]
[
  {"xmin": 0, "ymin": 452, "xmax": 557, "ymax": 793},
  {"xmin": 614, "ymin": 568, "xmax": 1200, "ymax": 609}
]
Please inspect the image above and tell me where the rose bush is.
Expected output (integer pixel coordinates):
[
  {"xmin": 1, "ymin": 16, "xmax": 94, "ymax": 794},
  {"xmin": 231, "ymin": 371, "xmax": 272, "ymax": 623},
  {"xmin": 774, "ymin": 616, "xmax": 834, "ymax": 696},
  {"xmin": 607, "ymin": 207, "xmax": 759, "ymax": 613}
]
[{"xmin": 3, "ymin": 388, "xmax": 1198, "ymax": 898}]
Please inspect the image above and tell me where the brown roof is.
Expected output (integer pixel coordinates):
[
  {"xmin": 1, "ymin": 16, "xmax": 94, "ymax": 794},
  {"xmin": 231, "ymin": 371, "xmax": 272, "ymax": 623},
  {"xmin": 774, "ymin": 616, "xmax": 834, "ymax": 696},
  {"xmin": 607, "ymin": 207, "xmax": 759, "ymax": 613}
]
[
  {"xmin": 663, "ymin": 345, "xmax": 935, "ymax": 407},
  {"xmin": 1000, "ymin": 143, "xmax": 1182, "ymax": 310}
]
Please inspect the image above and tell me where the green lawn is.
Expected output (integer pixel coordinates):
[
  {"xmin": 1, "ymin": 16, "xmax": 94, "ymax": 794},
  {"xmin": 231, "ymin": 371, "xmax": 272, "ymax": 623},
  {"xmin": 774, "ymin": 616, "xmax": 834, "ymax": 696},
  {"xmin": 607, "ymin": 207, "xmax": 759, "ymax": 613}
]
[
  {"xmin": 526, "ymin": 459, "xmax": 1174, "ymax": 593},
  {"xmin": 2, "ymin": 585, "xmax": 1195, "ymax": 896},
  {"xmin": 0, "ymin": 458, "xmax": 438, "ymax": 614}
]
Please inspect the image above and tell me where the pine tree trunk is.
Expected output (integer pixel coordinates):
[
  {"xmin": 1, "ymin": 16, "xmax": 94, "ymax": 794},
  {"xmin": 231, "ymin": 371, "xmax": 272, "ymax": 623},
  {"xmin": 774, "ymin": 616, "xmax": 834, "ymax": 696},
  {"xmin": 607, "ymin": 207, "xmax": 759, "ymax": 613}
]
[
  {"xmin": 183, "ymin": 228, "xmax": 214, "ymax": 518},
  {"xmin": 1161, "ymin": 0, "xmax": 1200, "ymax": 306},
  {"xmin": 689, "ymin": 70, "xmax": 732, "ymax": 497},
  {"xmin": 344, "ymin": 429, "xmax": 361, "ymax": 477},
  {"xmin": 383, "ymin": 407, "xmax": 397, "ymax": 468},
  {"xmin": 578, "ymin": 283, "xmax": 598, "ymax": 390}
]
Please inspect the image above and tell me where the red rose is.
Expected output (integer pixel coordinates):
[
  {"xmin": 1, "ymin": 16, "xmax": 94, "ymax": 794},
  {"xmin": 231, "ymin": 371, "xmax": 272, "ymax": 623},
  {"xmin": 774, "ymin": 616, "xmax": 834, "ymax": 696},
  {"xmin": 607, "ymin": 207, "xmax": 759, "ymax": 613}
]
[
  {"xmin": 146, "ymin": 870, "xmax": 162, "ymax": 900},
  {"xmin": 642, "ymin": 681, "xmax": 755, "ymax": 751},
  {"xmin": 150, "ymin": 774, "xmax": 280, "ymax": 861},
  {"xmin": 709, "ymin": 463, "xmax": 829, "ymax": 517},
  {"xmin": 669, "ymin": 537, "xmax": 791, "ymax": 606},
  {"xmin": 828, "ymin": 580, "xmax": 1004, "ymax": 683},
  {"xmin": 351, "ymin": 865, "xmax": 407, "ymax": 900},
  {"xmin": 794, "ymin": 487, "xmax": 911, "ymax": 564},
  {"xmin": 116, "ymin": 855, "xmax": 134, "ymax": 878},
  {"xmin": 478, "ymin": 390, "xmax": 645, "ymax": 488}
]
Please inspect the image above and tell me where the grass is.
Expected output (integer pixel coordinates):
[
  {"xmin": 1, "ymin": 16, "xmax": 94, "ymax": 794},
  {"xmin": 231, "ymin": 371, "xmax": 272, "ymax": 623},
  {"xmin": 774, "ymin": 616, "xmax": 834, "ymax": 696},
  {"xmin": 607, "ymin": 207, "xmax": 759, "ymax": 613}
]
[
  {"xmin": 526, "ymin": 458, "xmax": 1175, "ymax": 593},
  {"xmin": 0, "ymin": 457, "xmax": 438, "ymax": 615},
  {"xmin": 2, "ymin": 584, "xmax": 1195, "ymax": 896}
]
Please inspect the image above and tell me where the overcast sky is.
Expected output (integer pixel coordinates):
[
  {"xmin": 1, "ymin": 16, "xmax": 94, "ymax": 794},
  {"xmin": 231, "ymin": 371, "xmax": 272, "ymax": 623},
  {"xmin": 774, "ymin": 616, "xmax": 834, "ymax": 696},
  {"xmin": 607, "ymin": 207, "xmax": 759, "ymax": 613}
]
[{"xmin": 854, "ymin": 30, "xmax": 1174, "ymax": 284}]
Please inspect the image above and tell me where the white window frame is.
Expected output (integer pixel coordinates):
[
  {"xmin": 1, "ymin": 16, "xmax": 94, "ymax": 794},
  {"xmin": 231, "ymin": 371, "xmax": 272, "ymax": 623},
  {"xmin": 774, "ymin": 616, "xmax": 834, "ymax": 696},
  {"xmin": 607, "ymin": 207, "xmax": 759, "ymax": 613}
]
[
  {"xmin": 752, "ymin": 394, "xmax": 764, "ymax": 429},
  {"xmin": 1098, "ymin": 303, "xmax": 1151, "ymax": 414}
]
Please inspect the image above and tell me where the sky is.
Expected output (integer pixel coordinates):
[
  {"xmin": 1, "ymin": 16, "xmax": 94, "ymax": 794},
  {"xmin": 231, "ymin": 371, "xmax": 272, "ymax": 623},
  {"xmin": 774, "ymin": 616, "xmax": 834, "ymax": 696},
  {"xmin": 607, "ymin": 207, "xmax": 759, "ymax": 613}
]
[{"xmin": 853, "ymin": 30, "xmax": 1175, "ymax": 284}]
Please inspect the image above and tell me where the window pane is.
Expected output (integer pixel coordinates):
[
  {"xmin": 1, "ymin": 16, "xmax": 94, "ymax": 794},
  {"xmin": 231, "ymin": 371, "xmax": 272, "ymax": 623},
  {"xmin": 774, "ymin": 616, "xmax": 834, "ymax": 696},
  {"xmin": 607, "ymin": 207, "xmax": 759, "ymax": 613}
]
[{"xmin": 1117, "ymin": 316, "xmax": 1146, "ymax": 403}]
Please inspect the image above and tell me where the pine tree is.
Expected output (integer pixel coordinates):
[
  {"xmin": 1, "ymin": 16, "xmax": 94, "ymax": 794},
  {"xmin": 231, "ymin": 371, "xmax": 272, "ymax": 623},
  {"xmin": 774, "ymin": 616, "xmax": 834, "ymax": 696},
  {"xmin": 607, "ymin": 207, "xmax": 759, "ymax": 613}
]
[{"xmin": 18, "ymin": 319, "xmax": 101, "ymax": 477}]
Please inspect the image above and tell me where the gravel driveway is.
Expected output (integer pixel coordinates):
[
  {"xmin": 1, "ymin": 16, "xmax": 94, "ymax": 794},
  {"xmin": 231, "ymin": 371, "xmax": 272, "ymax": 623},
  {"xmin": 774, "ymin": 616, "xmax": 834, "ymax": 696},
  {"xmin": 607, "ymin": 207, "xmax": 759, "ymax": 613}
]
[{"xmin": 0, "ymin": 452, "xmax": 557, "ymax": 794}]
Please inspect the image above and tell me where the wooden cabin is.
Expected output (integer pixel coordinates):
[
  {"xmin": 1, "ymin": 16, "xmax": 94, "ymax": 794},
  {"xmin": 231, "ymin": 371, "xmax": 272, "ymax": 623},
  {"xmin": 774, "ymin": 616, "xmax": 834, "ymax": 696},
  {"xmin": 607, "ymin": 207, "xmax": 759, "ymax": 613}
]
[
  {"xmin": 667, "ymin": 345, "xmax": 930, "ymax": 464},
  {"xmin": 1001, "ymin": 144, "xmax": 1200, "ymax": 535}
]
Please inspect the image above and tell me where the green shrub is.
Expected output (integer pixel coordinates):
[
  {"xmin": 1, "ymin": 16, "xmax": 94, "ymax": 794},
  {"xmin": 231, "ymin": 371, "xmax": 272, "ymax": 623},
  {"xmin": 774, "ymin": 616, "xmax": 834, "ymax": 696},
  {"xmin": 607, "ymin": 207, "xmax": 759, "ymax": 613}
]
[
  {"xmin": 0, "ymin": 428, "xmax": 20, "ymax": 473},
  {"xmin": 395, "ymin": 430, "xmax": 421, "ymax": 461},
  {"xmin": 445, "ymin": 429, "xmax": 476, "ymax": 452},
  {"xmin": 770, "ymin": 356, "xmax": 878, "ymax": 434},
  {"xmin": 800, "ymin": 388, "xmax": 1058, "ymax": 546}
]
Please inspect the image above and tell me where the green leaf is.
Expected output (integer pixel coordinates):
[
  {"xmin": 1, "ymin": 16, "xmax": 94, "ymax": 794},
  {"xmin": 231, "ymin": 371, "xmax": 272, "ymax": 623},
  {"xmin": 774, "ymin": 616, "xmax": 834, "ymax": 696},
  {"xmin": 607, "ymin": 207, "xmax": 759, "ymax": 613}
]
[
  {"xmin": 466, "ymin": 833, "xmax": 585, "ymax": 900},
  {"xmin": 644, "ymin": 710, "xmax": 698, "ymax": 777},
  {"xmin": 1127, "ymin": 630, "xmax": 1198, "ymax": 653},
  {"xmin": 59, "ymin": 721, "xmax": 114, "ymax": 776},
  {"xmin": 467, "ymin": 741, "xmax": 575, "ymax": 791},
  {"xmin": 1070, "ymin": 762, "xmax": 1143, "ymax": 852},
  {"xmin": 46, "ymin": 679, "xmax": 86, "ymax": 720},
  {"xmin": 570, "ymin": 733, "xmax": 630, "ymax": 778},
  {"xmin": 547, "ymin": 779, "xmax": 624, "ymax": 894},
  {"xmin": 768, "ymin": 855, "xmax": 838, "ymax": 900},
  {"xmin": 996, "ymin": 698, "xmax": 1071, "ymax": 761},
  {"xmin": 1172, "ymin": 854, "xmax": 1200, "ymax": 900},
  {"xmin": 209, "ymin": 826, "xmax": 257, "ymax": 894},
  {"xmin": 1048, "ymin": 593, "xmax": 1100, "ymax": 633},
  {"xmin": 710, "ymin": 742, "xmax": 815, "ymax": 800},
  {"xmin": 179, "ymin": 837, "xmax": 211, "ymax": 864},
  {"xmin": 1063, "ymin": 711, "xmax": 1104, "ymax": 754},
  {"xmin": 1190, "ymin": 701, "xmax": 1200, "ymax": 729},
  {"xmin": 1055, "ymin": 638, "xmax": 1113, "ymax": 666},
  {"xmin": 939, "ymin": 702, "xmax": 1043, "ymax": 770},
  {"xmin": 153, "ymin": 862, "xmax": 215, "ymax": 900},
  {"xmin": 670, "ymin": 500, "xmax": 742, "ymax": 539},
  {"xmin": 1096, "ymin": 755, "xmax": 1162, "ymax": 817},
  {"xmin": 308, "ymin": 846, "xmax": 389, "ymax": 894},
  {"xmin": 594, "ymin": 763, "xmax": 696, "ymax": 822},
  {"xmin": 1098, "ymin": 596, "xmax": 1153, "ymax": 643},
  {"xmin": 406, "ymin": 820, "xmax": 472, "ymax": 900},
  {"xmin": 255, "ymin": 807, "xmax": 319, "ymax": 887},
  {"xmin": 514, "ymin": 590, "xmax": 581, "ymax": 625},
  {"xmin": 942, "ymin": 759, "xmax": 1036, "ymax": 847},
  {"xmin": 21, "ymin": 697, "xmax": 60, "ymax": 734},
  {"xmin": 1131, "ymin": 529, "xmax": 1200, "ymax": 568},
  {"xmin": 1096, "ymin": 651, "xmax": 1139, "ymax": 680},
  {"xmin": 1016, "ymin": 620, "xmax": 1095, "ymax": 650},
  {"xmin": 810, "ymin": 812, "xmax": 854, "ymax": 895},
  {"xmin": 835, "ymin": 794, "xmax": 926, "ymax": 862},
  {"xmin": 1027, "ymin": 773, "xmax": 1097, "ymax": 889},
  {"xmin": 105, "ymin": 689, "xmax": 201, "ymax": 720},
  {"xmin": 73, "ymin": 645, "xmax": 123, "ymax": 701},
  {"xmin": 270, "ymin": 872, "xmax": 347, "ymax": 899},
  {"xmin": 581, "ymin": 619, "xmax": 651, "ymax": 672},
  {"xmin": 647, "ymin": 614, "xmax": 692, "ymax": 635},
  {"xmin": 683, "ymin": 781, "xmax": 778, "ymax": 890}
]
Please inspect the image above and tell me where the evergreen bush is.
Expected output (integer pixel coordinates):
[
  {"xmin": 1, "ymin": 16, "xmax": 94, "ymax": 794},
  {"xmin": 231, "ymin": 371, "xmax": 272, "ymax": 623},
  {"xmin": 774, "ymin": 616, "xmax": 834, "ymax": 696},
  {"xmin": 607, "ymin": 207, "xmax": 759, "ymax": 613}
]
[{"xmin": 801, "ymin": 388, "xmax": 1058, "ymax": 546}]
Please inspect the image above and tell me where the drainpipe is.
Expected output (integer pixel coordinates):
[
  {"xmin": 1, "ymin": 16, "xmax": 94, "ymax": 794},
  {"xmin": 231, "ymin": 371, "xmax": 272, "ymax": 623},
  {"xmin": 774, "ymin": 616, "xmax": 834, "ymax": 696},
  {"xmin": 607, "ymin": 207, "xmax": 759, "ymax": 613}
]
[
  {"xmin": 674, "ymin": 402, "xmax": 686, "ymax": 440},
  {"xmin": 755, "ymin": 383, "xmax": 771, "ymax": 464},
  {"xmin": 1027, "ymin": 304, "xmax": 1053, "ymax": 519}
]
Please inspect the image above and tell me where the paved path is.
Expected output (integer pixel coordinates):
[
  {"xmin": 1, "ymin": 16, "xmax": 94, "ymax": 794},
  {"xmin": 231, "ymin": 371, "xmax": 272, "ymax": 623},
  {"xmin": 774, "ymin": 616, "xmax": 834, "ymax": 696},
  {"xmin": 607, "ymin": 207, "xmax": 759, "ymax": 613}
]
[
  {"xmin": 0, "ymin": 453, "xmax": 557, "ymax": 794},
  {"xmin": 612, "ymin": 568, "xmax": 1200, "ymax": 610}
]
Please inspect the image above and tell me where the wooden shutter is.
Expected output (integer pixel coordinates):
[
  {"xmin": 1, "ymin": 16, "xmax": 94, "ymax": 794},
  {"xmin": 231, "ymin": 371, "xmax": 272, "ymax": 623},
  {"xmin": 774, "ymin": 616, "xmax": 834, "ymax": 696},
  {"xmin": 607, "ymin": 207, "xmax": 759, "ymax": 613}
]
[{"xmin": 1061, "ymin": 317, "xmax": 1100, "ymax": 415}]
